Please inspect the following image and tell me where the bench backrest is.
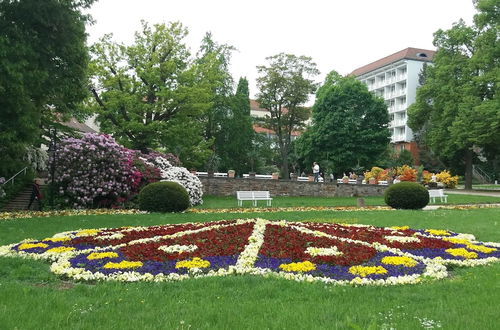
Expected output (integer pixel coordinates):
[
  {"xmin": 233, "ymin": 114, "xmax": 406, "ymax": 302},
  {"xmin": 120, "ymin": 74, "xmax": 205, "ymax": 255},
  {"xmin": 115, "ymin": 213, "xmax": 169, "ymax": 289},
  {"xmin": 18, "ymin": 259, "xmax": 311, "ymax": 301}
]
[
  {"xmin": 237, "ymin": 191, "xmax": 270, "ymax": 199},
  {"xmin": 253, "ymin": 191, "xmax": 270, "ymax": 198},
  {"xmin": 428, "ymin": 189, "xmax": 444, "ymax": 197}
]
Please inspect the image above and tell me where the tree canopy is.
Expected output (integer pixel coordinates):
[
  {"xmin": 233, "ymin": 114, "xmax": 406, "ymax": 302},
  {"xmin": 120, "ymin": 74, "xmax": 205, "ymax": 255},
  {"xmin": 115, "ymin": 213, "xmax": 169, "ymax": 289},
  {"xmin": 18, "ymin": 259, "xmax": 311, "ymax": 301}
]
[
  {"xmin": 256, "ymin": 53, "xmax": 319, "ymax": 179},
  {"xmin": 296, "ymin": 71, "xmax": 390, "ymax": 175},
  {"xmin": 407, "ymin": 0, "xmax": 499, "ymax": 188},
  {"xmin": 87, "ymin": 21, "xmax": 213, "ymax": 168},
  {"xmin": 0, "ymin": 0, "xmax": 95, "ymax": 176}
]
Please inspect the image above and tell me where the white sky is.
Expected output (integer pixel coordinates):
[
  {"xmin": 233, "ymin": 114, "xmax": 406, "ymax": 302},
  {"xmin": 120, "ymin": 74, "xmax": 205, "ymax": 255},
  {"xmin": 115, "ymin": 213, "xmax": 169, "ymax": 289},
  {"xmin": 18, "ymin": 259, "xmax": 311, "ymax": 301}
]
[{"xmin": 86, "ymin": 0, "xmax": 477, "ymax": 100}]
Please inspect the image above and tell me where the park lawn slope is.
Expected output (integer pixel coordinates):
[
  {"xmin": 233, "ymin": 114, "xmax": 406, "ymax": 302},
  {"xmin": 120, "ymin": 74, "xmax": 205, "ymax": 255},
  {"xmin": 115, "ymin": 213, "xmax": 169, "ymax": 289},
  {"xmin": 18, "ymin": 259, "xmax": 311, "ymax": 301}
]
[{"xmin": 0, "ymin": 208, "xmax": 499, "ymax": 329}]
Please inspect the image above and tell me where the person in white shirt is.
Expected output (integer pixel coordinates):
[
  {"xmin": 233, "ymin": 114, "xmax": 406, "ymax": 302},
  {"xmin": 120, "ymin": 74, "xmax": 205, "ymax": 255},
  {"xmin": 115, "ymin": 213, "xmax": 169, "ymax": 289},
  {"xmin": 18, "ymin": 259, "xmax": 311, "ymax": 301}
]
[{"xmin": 312, "ymin": 162, "xmax": 320, "ymax": 182}]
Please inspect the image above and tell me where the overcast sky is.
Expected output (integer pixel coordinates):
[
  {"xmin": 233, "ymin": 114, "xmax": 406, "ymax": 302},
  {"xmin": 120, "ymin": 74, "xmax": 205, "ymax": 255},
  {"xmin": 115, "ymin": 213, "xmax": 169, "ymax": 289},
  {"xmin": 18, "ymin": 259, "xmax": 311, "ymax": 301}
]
[{"xmin": 86, "ymin": 0, "xmax": 477, "ymax": 99}]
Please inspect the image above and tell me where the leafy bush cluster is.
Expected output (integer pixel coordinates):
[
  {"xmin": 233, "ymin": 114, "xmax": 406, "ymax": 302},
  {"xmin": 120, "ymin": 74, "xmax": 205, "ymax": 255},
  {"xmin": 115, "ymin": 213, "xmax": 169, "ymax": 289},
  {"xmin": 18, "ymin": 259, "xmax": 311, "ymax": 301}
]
[
  {"xmin": 52, "ymin": 133, "xmax": 202, "ymax": 209},
  {"xmin": 141, "ymin": 156, "xmax": 203, "ymax": 206},
  {"xmin": 422, "ymin": 169, "xmax": 459, "ymax": 188},
  {"xmin": 395, "ymin": 165, "xmax": 417, "ymax": 182},
  {"xmin": 138, "ymin": 181, "xmax": 190, "ymax": 212},
  {"xmin": 384, "ymin": 182, "xmax": 429, "ymax": 209}
]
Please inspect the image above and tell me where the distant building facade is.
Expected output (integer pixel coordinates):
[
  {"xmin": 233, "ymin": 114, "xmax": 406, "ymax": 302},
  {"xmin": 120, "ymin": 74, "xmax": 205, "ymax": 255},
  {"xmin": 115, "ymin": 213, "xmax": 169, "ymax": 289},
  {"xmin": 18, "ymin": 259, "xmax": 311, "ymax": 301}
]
[
  {"xmin": 351, "ymin": 47, "xmax": 435, "ymax": 161},
  {"xmin": 250, "ymin": 99, "xmax": 302, "ymax": 140}
]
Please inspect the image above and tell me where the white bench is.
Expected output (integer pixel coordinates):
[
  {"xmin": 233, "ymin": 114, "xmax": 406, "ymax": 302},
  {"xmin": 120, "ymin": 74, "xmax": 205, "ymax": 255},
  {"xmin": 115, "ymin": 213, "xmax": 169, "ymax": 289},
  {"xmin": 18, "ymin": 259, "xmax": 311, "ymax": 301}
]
[
  {"xmin": 337, "ymin": 179, "xmax": 358, "ymax": 184},
  {"xmin": 428, "ymin": 189, "xmax": 448, "ymax": 203},
  {"xmin": 236, "ymin": 191, "xmax": 273, "ymax": 207}
]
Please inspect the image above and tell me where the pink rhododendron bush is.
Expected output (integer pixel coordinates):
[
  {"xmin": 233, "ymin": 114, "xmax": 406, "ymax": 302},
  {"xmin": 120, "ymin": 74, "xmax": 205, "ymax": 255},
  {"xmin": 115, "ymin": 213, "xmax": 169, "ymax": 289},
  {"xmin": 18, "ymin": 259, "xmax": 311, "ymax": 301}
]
[{"xmin": 52, "ymin": 133, "xmax": 203, "ymax": 208}]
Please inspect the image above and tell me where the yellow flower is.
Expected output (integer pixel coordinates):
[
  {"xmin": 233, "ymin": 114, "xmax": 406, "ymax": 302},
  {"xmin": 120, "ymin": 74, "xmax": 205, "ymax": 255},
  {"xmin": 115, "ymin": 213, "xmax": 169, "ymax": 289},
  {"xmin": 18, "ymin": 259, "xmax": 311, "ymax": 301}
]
[
  {"xmin": 103, "ymin": 261, "xmax": 143, "ymax": 269},
  {"xmin": 46, "ymin": 247, "xmax": 75, "ymax": 253},
  {"xmin": 390, "ymin": 226, "xmax": 409, "ymax": 230},
  {"xmin": 445, "ymin": 248, "xmax": 478, "ymax": 259},
  {"xmin": 76, "ymin": 229, "xmax": 100, "ymax": 237},
  {"xmin": 381, "ymin": 256, "xmax": 417, "ymax": 267},
  {"xmin": 87, "ymin": 252, "xmax": 119, "ymax": 260},
  {"xmin": 425, "ymin": 229, "xmax": 451, "ymax": 236},
  {"xmin": 349, "ymin": 265, "xmax": 387, "ymax": 277},
  {"xmin": 42, "ymin": 237, "xmax": 70, "ymax": 242},
  {"xmin": 18, "ymin": 243, "xmax": 49, "ymax": 250},
  {"xmin": 175, "ymin": 257, "xmax": 210, "ymax": 269},
  {"xmin": 465, "ymin": 244, "xmax": 496, "ymax": 254},
  {"xmin": 279, "ymin": 261, "xmax": 316, "ymax": 272},
  {"xmin": 443, "ymin": 238, "xmax": 471, "ymax": 245},
  {"xmin": 443, "ymin": 238, "xmax": 496, "ymax": 254}
]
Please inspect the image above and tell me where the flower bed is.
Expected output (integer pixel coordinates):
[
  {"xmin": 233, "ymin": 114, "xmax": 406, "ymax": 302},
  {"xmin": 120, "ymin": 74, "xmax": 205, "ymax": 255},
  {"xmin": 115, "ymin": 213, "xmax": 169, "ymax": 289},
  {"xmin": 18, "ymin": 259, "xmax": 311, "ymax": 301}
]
[{"xmin": 1, "ymin": 219, "xmax": 499, "ymax": 285}]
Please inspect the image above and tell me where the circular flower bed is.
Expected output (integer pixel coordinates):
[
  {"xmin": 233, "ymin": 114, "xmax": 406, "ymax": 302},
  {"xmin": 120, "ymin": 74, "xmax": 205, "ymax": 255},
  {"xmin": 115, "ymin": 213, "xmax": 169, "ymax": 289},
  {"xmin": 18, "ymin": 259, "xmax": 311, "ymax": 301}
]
[{"xmin": 1, "ymin": 219, "xmax": 499, "ymax": 285}]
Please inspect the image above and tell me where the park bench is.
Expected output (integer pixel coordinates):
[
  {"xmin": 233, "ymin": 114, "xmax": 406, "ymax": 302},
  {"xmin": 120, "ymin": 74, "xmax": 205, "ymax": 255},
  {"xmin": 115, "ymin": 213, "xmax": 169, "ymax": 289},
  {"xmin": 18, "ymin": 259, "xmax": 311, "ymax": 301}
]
[
  {"xmin": 428, "ymin": 189, "xmax": 448, "ymax": 203},
  {"xmin": 236, "ymin": 191, "xmax": 273, "ymax": 207}
]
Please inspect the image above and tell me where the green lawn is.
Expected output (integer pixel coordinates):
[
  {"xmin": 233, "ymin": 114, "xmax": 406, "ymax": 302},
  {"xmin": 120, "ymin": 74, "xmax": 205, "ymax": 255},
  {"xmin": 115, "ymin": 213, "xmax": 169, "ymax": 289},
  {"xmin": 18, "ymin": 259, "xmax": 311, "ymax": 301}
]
[
  {"xmin": 0, "ymin": 207, "xmax": 499, "ymax": 329},
  {"xmin": 196, "ymin": 193, "xmax": 500, "ymax": 209}
]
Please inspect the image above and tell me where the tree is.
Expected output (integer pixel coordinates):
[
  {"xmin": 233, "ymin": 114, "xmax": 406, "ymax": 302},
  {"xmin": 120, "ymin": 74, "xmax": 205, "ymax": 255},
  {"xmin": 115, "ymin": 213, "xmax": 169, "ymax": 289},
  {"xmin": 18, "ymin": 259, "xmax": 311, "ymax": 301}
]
[
  {"xmin": 196, "ymin": 32, "xmax": 235, "ymax": 145},
  {"xmin": 296, "ymin": 71, "xmax": 390, "ymax": 175},
  {"xmin": 87, "ymin": 21, "xmax": 212, "ymax": 168},
  {"xmin": 0, "ymin": 0, "xmax": 95, "ymax": 176},
  {"xmin": 256, "ymin": 53, "xmax": 319, "ymax": 179},
  {"xmin": 407, "ymin": 0, "xmax": 499, "ymax": 189},
  {"xmin": 216, "ymin": 78, "xmax": 254, "ymax": 174}
]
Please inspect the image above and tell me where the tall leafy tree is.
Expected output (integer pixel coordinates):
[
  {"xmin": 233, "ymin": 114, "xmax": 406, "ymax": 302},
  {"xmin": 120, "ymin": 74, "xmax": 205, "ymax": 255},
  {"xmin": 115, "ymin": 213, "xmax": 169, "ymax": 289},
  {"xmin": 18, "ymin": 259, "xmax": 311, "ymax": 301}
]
[
  {"xmin": 407, "ymin": 0, "xmax": 499, "ymax": 189},
  {"xmin": 88, "ymin": 21, "xmax": 212, "ymax": 168},
  {"xmin": 296, "ymin": 71, "xmax": 390, "ymax": 175},
  {"xmin": 0, "ymin": 0, "xmax": 95, "ymax": 176},
  {"xmin": 217, "ymin": 77, "xmax": 254, "ymax": 174},
  {"xmin": 196, "ymin": 32, "xmax": 235, "ymax": 144},
  {"xmin": 256, "ymin": 53, "xmax": 319, "ymax": 179}
]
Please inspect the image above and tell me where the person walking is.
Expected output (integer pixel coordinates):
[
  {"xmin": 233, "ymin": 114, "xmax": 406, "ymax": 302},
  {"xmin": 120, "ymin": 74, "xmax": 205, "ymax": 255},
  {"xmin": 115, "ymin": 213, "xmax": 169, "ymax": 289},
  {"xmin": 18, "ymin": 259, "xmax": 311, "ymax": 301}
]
[{"xmin": 312, "ymin": 162, "xmax": 320, "ymax": 182}]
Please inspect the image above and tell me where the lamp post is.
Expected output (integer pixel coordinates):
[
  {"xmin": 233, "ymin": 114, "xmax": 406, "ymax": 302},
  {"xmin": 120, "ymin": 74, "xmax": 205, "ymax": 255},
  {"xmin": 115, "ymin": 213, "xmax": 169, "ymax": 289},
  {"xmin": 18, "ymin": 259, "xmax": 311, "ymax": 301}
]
[{"xmin": 48, "ymin": 127, "xmax": 57, "ymax": 209}]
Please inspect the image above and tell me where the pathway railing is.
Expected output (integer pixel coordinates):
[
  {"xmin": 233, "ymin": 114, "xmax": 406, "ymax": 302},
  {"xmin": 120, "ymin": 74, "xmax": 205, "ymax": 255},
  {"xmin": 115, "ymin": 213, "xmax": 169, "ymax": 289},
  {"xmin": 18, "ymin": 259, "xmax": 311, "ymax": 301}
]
[{"xmin": 2, "ymin": 167, "xmax": 28, "ymax": 186}]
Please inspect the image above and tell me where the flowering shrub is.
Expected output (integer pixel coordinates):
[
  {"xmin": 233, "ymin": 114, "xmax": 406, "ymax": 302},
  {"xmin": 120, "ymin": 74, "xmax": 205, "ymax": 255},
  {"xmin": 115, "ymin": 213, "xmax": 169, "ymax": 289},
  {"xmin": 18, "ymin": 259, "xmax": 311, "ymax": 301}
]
[
  {"xmin": 436, "ymin": 170, "xmax": 459, "ymax": 188},
  {"xmin": 422, "ymin": 170, "xmax": 433, "ymax": 184},
  {"xmin": 364, "ymin": 167, "xmax": 384, "ymax": 182},
  {"xmin": 52, "ymin": 133, "xmax": 195, "ymax": 209},
  {"xmin": 142, "ymin": 156, "xmax": 203, "ymax": 206},
  {"xmin": 1, "ymin": 219, "xmax": 499, "ymax": 285},
  {"xmin": 395, "ymin": 165, "xmax": 417, "ymax": 182},
  {"xmin": 53, "ymin": 134, "xmax": 136, "ymax": 208}
]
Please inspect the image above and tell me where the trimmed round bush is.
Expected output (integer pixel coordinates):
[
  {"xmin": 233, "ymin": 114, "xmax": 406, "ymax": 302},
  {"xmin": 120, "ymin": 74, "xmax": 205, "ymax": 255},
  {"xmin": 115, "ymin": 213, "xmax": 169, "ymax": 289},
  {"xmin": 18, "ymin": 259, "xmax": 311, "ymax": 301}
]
[
  {"xmin": 384, "ymin": 182, "xmax": 429, "ymax": 210},
  {"xmin": 138, "ymin": 181, "xmax": 190, "ymax": 212}
]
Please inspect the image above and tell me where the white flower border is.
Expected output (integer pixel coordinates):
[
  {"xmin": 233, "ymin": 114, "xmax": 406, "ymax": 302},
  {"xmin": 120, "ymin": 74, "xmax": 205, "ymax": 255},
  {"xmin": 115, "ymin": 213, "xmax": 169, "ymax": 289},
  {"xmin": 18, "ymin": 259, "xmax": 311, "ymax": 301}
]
[{"xmin": 1, "ymin": 219, "xmax": 499, "ymax": 285}]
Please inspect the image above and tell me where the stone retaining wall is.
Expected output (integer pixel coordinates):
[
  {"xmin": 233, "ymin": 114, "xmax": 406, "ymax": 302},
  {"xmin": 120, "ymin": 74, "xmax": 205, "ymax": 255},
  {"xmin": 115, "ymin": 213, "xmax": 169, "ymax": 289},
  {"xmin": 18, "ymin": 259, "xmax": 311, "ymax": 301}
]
[{"xmin": 198, "ymin": 177, "xmax": 388, "ymax": 197}]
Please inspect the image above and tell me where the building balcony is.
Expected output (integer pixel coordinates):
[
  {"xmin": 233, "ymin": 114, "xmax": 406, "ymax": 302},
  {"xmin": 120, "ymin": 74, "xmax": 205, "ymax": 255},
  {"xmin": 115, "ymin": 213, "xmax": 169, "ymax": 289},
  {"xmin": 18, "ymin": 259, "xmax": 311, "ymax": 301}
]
[
  {"xmin": 391, "ymin": 134, "xmax": 407, "ymax": 143},
  {"xmin": 389, "ymin": 119, "xmax": 406, "ymax": 127}
]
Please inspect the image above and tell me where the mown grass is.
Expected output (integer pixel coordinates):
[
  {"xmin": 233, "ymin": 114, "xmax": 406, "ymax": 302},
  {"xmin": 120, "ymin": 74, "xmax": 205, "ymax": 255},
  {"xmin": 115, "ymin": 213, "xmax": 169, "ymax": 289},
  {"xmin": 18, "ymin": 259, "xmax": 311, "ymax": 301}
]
[
  {"xmin": 196, "ymin": 193, "xmax": 500, "ymax": 209},
  {"xmin": 0, "ymin": 206, "xmax": 499, "ymax": 329}
]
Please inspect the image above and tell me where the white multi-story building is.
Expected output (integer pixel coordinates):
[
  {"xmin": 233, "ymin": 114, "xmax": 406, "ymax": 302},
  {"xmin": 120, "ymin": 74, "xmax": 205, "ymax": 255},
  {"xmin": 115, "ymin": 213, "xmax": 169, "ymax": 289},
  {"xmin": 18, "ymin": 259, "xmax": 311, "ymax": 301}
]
[{"xmin": 351, "ymin": 47, "xmax": 435, "ymax": 159}]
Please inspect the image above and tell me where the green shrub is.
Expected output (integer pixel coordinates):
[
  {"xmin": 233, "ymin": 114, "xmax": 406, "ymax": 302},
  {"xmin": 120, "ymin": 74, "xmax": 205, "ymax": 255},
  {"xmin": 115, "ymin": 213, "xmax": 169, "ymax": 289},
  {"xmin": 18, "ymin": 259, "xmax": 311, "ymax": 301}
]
[
  {"xmin": 384, "ymin": 182, "xmax": 429, "ymax": 209},
  {"xmin": 138, "ymin": 181, "xmax": 190, "ymax": 212}
]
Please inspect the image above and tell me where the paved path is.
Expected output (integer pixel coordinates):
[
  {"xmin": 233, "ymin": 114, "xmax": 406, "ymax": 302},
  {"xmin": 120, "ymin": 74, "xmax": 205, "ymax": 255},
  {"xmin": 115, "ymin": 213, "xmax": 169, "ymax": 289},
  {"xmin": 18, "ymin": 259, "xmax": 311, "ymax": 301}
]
[
  {"xmin": 445, "ymin": 189, "xmax": 500, "ymax": 198},
  {"xmin": 423, "ymin": 203, "xmax": 500, "ymax": 211}
]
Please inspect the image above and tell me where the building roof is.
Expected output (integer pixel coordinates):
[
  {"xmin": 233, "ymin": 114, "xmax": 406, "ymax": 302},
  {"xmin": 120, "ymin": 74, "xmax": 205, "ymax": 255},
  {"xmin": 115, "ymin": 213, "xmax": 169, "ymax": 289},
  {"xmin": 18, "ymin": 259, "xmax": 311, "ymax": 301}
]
[
  {"xmin": 62, "ymin": 118, "xmax": 97, "ymax": 133},
  {"xmin": 253, "ymin": 124, "xmax": 301, "ymax": 137},
  {"xmin": 351, "ymin": 47, "xmax": 436, "ymax": 77},
  {"xmin": 250, "ymin": 99, "xmax": 269, "ymax": 112}
]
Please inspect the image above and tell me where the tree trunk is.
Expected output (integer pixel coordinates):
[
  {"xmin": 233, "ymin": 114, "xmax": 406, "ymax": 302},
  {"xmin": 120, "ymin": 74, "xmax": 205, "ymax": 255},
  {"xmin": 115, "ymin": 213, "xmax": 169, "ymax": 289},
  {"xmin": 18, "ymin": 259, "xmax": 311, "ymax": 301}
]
[{"xmin": 464, "ymin": 149, "xmax": 473, "ymax": 190}]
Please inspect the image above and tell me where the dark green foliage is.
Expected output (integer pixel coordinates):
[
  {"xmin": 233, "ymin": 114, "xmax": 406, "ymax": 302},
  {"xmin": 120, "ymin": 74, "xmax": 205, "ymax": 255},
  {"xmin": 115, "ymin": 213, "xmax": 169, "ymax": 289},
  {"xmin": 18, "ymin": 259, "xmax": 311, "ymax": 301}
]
[
  {"xmin": 384, "ymin": 182, "xmax": 429, "ymax": 210},
  {"xmin": 296, "ymin": 71, "xmax": 390, "ymax": 175},
  {"xmin": 216, "ymin": 78, "xmax": 254, "ymax": 174},
  {"xmin": 407, "ymin": 0, "xmax": 500, "ymax": 189},
  {"xmin": 0, "ymin": 0, "xmax": 94, "ymax": 177},
  {"xmin": 138, "ymin": 182, "xmax": 190, "ymax": 213}
]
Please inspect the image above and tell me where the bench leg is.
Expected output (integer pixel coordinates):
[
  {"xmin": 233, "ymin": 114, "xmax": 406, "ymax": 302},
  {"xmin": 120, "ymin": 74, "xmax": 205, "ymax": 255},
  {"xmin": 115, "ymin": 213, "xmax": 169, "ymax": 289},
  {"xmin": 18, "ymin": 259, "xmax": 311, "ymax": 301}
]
[{"xmin": 253, "ymin": 200, "xmax": 257, "ymax": 207}]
